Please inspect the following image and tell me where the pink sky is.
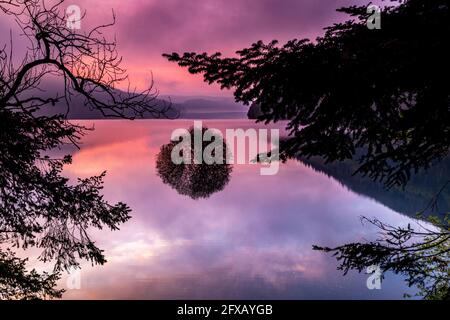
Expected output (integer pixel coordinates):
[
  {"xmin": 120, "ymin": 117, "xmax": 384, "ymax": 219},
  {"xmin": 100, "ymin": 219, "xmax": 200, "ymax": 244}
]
[
  {"xmin": 0, "ymin": 0, "xmax": 377, "ymax": 96},
  {"xmin": 85, "ymin": 0, "xmax": 362, "ymax": 96}
]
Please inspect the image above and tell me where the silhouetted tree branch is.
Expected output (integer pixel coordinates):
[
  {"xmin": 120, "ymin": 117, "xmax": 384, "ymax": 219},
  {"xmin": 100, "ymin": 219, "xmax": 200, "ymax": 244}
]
[
  {"xmin": 314, "ymin": 216, "xmax": 449, "ymax": 300},
  {"xmin": 164, "ymin": 0, "xmax": 450, "ymax": 188},
  {"xmin": 0, "ymin": 249, "xmax": 63, "ymax": 299},
  {"xmin": 0, "ymin": 0, "xmax": 169, "ymax": 298},
  {"xmin": 314, "ymin": 183, "xmax": 450, "ymax": 300}
]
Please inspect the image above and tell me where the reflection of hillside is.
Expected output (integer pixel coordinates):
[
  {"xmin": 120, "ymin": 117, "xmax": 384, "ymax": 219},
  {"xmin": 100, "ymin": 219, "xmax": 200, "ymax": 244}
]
[{"xmin": 298, "ymin": 156, "xmax": 450, "ymax": 218}]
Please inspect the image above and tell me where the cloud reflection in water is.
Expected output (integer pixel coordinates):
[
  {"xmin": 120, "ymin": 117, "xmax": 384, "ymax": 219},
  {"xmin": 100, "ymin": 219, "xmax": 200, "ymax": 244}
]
[{"xmin": 58, "ymin": 120, "xmax": 419, "ymax": 299}]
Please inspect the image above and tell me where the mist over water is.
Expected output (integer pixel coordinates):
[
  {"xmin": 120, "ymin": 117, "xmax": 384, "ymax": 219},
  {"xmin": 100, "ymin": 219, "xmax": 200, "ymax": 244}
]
[{"xmin": 53, "ymin": 120, "xmax": 422, "ymax": 299}]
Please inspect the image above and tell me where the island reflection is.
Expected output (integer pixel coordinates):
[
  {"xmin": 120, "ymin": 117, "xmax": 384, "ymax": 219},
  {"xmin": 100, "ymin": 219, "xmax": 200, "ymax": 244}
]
[{"xmin": 156, "ymin": 126, "xmax": 233, "ymax": 199}]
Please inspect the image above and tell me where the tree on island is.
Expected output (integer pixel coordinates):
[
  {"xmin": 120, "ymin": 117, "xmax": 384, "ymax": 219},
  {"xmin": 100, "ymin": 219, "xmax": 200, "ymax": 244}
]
[
  {"xmin": 0, "ymin": 0, "xmax": 169, "ymax": 299},
  {"xmin": 164, "ymin": 0, "xmax": 450, "ymax": 299}
]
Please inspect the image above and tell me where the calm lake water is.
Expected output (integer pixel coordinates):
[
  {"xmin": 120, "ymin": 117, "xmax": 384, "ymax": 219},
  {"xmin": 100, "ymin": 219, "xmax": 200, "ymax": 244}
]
[{"xmin": 38, "ymin": 120, "xmax": 427, "ymax": 299}]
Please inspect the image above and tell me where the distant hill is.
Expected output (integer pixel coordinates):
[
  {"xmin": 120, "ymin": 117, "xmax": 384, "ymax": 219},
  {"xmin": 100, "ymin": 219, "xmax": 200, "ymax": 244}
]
[
  {"xmin": 174, "ymin": 97, "xmax": 248, "ymax": 119},
  {"xmin": 36, "ymin": 94, "xmax": 180, "ymax": 119},
  {"xmin": 27, "ymin": 84, "xmax": 249, "ymax": 119},
  {"xmin": 24, "ymin": 83, "xmax": 248, "ymax": 119}
]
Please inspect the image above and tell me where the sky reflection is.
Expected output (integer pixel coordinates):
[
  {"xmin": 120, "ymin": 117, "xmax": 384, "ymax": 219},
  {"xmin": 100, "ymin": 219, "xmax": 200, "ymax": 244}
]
[{"xmin": 55, "ymin": 120, "xmax": 420, "ymax": 299}]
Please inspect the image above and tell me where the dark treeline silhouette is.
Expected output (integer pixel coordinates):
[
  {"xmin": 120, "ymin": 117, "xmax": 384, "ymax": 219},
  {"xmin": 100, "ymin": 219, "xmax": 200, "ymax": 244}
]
[
  {"xmin": 164, "ymin": 0, "xmax": 450, "ymax": 299},
  {"xmin": 0, "ymin": 0, "xmax": 167, "ymax": 299}
]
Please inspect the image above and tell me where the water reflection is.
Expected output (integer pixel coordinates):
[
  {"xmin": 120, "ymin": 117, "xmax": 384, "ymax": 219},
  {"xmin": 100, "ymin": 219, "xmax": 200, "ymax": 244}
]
[
  {"xmin": 298, "ymin": 156, "xmax": 450, "ymax": 218},
  {"xmin": 52, "ymin": 120, "xmax": 426, "ymax": 299},
  {"xmin": 156, "ymin": 127, "xmax": 232, "ymax": 199}
]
